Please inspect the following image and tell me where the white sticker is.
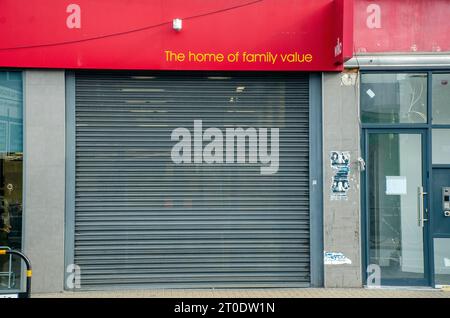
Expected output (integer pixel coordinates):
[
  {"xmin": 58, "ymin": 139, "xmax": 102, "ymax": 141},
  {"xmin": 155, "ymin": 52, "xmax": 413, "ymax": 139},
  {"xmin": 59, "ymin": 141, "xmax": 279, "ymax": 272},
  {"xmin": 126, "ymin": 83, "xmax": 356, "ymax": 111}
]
[
  {"xmin": 324, "ymin": 252, "xmax": 352, "ymax": 265},
  {"xmin": 0, "ymin": 294, "xmax": 18, "ymax": 298},
  {"xmin": 366, "ymin": 89, "xmax": 376, "ymax": 98},
  {"xmin": 386, "ymin": 176, "xmax": 407, "ymax": 195}
]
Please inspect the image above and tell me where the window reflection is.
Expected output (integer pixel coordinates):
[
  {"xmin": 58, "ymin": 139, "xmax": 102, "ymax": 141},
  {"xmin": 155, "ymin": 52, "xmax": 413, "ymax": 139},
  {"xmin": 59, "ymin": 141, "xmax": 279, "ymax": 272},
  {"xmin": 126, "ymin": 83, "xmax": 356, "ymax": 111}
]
[
  {"xmin": 0, "ymin": 71, "xmax": 23, "ymax": 290},
  {"xmin": 432, "ymin": 129, "xmax": 450, "ymax": 165},
  {"xmin": 368, "ymin": 133, "xmax": 425, "ymax": 281},
  {"xmin": 432, "ymin": 74, "xmax": 450, "ymax": 124},
  {"xmin": 361, "ymin": 73, "xmax": 427, "ymax": 124},
  {"xmin": 434, "ymin": 238, "xmax": 450, "ymax": 287}
]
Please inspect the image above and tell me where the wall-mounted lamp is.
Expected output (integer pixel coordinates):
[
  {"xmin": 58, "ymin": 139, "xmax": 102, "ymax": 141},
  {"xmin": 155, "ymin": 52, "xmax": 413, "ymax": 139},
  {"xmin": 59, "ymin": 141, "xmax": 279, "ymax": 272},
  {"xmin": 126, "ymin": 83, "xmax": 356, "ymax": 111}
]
[{"xmin": 173, "ymin": 18, "xmax": 182, "ymax": 31}]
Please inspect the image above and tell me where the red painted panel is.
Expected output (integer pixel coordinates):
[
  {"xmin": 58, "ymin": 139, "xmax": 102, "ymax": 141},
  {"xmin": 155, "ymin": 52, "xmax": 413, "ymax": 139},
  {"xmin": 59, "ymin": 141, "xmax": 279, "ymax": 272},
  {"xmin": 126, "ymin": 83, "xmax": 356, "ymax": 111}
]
[
  {"xmin": 334, "ymin": 0, "xmax": 354, "ymax": 64},
  {"xmin": 354, "ymin": 0, "xmax": 450, "ymax": 53},
  {"xmin": 0, "ymin": 0, "xmax": 351, "ymax": 71}
]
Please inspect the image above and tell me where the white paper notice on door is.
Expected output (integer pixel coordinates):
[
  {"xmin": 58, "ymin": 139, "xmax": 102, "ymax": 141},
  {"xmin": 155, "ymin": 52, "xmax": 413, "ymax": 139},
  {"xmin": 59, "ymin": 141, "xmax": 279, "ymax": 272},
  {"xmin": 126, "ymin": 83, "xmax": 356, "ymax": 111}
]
[
  {"xmin": 386, "ymin": 176, "xmax": 407, "ymax": 195},
  {"xmin": 444, "ymin": 258, "xmax": 450, "ymax": 267}
]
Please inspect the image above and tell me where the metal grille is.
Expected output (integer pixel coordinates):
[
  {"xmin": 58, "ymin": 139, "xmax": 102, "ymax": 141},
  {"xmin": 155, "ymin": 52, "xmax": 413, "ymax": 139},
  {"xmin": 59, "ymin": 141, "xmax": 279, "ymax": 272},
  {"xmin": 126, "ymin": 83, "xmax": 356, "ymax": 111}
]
[{"xmin": 74, "ymin": 72, "xmax": 310, "ymax": 289}]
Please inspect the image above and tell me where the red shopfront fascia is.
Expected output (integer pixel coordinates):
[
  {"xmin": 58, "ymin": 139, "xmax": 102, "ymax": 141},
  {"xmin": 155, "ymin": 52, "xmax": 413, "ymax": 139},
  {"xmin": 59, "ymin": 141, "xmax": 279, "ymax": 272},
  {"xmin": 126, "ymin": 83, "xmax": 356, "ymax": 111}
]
[
  {"xmin": 0, "ymin": 0, "xmax": 353, "ymax": 71},
  {"xmin": 354, "ymin": 0, "xmax": 450, "ymax": 53}
]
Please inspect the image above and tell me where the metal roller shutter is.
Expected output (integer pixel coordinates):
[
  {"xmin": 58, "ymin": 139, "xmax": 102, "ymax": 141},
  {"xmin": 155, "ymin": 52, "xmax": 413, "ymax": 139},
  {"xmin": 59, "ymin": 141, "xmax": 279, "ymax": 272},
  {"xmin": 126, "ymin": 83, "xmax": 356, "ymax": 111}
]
[{"xmin": 74, "ymin": 72, "xmax": 310, "ymax": 289}]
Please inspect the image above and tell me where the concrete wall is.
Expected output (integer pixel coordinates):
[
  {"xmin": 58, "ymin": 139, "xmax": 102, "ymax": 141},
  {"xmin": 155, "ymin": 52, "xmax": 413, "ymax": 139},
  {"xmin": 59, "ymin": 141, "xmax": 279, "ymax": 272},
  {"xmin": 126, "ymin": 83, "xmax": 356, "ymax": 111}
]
[
  {"xmin": 23, "ymin": 70, "xmax": 66, "ymax": 293},
  {"xmin": 322, "ymin": 70, "xmax": 363, "ymax": 287}
]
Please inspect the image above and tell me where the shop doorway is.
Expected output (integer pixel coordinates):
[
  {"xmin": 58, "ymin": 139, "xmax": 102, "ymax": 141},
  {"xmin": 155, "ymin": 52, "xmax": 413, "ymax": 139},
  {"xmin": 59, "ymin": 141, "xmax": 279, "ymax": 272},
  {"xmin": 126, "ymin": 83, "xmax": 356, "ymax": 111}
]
[
  {"xmin": 362, "ymin": 130, "xmax": 430, "ymax": 286},
  {"xmin": 361, "ymin": 72, "xmax": 450, "ymax": 287}
]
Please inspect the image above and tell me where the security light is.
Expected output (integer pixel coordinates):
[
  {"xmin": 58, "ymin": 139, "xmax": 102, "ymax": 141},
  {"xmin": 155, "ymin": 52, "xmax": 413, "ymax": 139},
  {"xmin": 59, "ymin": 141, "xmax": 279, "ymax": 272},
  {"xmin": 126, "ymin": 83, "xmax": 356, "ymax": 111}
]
[{"xmin": 173, "ymin": 18, "xmax": 182, "ymax": 31}]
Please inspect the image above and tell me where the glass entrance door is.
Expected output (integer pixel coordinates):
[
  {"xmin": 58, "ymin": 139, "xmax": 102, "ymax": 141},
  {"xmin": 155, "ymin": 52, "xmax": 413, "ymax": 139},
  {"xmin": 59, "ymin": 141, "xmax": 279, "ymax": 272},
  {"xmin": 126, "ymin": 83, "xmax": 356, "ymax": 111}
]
[{"xmin": 364, "ymin": 130, "xmax": 430, "ymax": 285}]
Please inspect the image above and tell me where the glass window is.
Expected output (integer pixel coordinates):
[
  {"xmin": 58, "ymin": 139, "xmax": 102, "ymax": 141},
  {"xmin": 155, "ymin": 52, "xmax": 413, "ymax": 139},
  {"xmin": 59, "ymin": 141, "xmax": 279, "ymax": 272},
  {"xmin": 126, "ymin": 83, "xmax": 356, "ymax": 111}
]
[
  {"xmin": 361, "ymin": 73, "xmax": 427, "ymax": 124},
  {"xmin": 0, "ymin": 71, "xmax": 23, "ymax": 291},
  {"xmin": 434, "ymin": 238, "xmax": 450, "ymax": 287},
  {"xmin": 432, "ymin": 129, "xmax": 450, "ymax": 165},
  {"xmin": 367, "ymin": 133, "xmax": 425, "ymax": 281},
  {"xmin": 432, "ymin": 74, "xmax": 450, "ymax": 124}
]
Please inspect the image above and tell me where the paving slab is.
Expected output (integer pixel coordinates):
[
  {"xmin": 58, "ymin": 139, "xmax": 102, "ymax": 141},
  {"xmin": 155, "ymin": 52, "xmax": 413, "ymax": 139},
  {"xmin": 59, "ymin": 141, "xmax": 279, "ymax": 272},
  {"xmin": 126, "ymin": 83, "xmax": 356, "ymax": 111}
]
[{"xmin": 31, "ymin": 288, "xmax": 450, "ymax": 298}]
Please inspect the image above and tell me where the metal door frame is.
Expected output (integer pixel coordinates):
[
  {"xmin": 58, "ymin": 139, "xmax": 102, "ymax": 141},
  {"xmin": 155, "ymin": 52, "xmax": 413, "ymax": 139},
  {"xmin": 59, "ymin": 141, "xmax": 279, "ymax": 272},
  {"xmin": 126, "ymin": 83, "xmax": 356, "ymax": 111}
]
[
  {"xmin": 359, "ymin": 70, "xmax": 450, "ymax": 287},
  {"xmin": 361, "ymin": 128, "xmax": 431, "ymax": 286}
]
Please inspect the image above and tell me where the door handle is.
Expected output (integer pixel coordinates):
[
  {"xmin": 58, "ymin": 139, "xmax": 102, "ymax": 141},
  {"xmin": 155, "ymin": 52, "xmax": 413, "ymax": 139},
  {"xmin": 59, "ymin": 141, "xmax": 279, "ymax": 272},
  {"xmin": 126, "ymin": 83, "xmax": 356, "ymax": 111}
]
[{"xmin": 418, "ymin": 186, "xmax": 428, "ymax": 227}]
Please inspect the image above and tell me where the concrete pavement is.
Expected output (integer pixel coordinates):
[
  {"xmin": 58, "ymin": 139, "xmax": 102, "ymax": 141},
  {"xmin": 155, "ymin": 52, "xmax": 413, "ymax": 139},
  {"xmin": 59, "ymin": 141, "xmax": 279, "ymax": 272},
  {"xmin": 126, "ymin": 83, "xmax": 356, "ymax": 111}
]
[{"xmin": 32, "ymin": 287, "xmax": 450, "ymax": 298}]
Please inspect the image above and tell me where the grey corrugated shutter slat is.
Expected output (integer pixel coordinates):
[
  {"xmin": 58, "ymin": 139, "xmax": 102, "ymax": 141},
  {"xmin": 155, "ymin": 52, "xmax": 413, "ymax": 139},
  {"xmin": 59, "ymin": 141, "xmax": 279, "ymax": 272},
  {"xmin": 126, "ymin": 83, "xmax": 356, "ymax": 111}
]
[{"xmin": 74, "ymin": 72, "xmax": 310, "ymax": 289}]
